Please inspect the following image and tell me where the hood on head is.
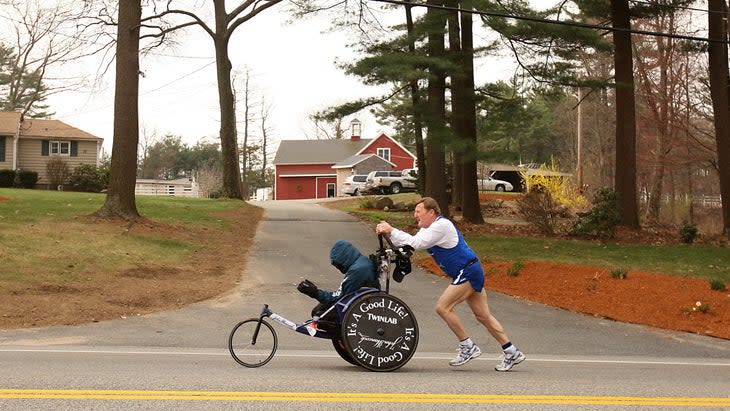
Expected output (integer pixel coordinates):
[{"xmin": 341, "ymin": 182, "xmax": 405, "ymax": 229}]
[{"xmin": 330, "ymin": 240, "xmax": 360, "ymax": 274}]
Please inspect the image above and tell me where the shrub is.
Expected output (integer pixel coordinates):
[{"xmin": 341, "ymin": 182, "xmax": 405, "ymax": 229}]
[
  {"xmin": 569, "ymin": 188, "xmax": 621, "ymax": 238},
  {"xmin": 208, "ymin": 189, "xmax": 223, "ymax": 199},
  {"xmin": 679, "ymin": 220, "xmax": 698, "ymax": 244},
  {"xmin": 517, "ymin": 186, "xmax": 562, "ymax": 235},
  {"xmin": 15, "ymin": 170, "xmax": 38, "ymax": 188},
  {"xmin": 610, "ymin": 268, "xmax": 628, "ymax": 279},
  {"xmin": 45, "ymin": 157, "xmax": 69, "ymax": 188},
  {"xmin": 709, "ymin": 278, "xmax": 726, "ymax": 291},
  {"xmin": 0, "ymin": 169, "xmax": 15, "ymax": 187},
  {"xmin": 518, "ymin": 159, "xmax": 587, "ymax": 209},
  {"xmin": 69, "ymin": 164, "xmax": 108, "ymax": 192},
  {"xmin": 682, "ymin": 301, "xmax": 711, "ymax": 314},
  {"xmin": 507, "ymin": 260, "xmax": 523, "ymax": 277}
]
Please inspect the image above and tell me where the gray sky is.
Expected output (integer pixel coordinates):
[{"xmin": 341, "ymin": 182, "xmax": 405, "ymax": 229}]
[
  {"xmin": 41, "ymin": 4, "xmax": 519, "ymax": 154},
  {"xmin": 46, "ymin": 9, "xmax": 387, "ymax": 153}
]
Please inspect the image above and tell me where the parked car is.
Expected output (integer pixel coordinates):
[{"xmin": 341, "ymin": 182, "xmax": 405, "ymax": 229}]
[
  {"xmin": 477, "ymin": 175, "xmax": 514, "ymax": 192},
  {"xmin": 362, "ymin": 169, "xmax": 417, "ymax": 195},
  {"xmin": 341, "ymin": 174, "xmax": 368, "ymax": 196}
]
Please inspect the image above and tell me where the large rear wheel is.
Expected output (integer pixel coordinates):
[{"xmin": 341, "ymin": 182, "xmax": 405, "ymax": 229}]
[
  {"xmin": 332, "ymin": 337, "xmax": 358, "ymax": 365},
  {"xmin": 341, "ymin": 292, "xmax": 418, "ymax": 372}
]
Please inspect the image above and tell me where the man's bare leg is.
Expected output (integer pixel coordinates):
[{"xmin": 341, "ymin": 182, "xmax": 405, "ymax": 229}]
[
  {"xmin": 435, "ymin": 282, "xmax": 475, "ymax": 340},
  {"xmin": 466, "ymin": 289, "xmax": 510, "ymax": 346}
]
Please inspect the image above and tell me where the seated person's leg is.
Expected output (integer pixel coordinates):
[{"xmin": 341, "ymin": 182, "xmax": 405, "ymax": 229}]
[{"xmin": 311, "ymin": 302, "xmax": 328, "ymax": 318}]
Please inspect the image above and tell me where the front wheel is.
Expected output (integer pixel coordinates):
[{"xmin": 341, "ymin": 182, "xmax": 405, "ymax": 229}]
[
  {"xmin": 390, "ymin": 182, "xmax": 402, "ymax": 194},
  {"xmin": 228, "ymin": 318, "xmax": 278, "ymax": 367}
]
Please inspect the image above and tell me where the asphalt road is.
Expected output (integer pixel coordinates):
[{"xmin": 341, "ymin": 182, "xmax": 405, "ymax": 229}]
[{"xmin": 1, "ymin": 199, "xmax": 729, "ymax": 410}]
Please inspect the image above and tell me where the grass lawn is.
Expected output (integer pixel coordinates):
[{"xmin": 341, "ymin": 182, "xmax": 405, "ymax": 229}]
[{"xmin": 0, "ymin": 188, "xmax": 247, "ymax": 286}]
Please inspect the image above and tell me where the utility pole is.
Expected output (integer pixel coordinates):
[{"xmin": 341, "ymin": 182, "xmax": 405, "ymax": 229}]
[{"xmin": 576, "ymin": 87, "xmax": 583, "ymax": 192}]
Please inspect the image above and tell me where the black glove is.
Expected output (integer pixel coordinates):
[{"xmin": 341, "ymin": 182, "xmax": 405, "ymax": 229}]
[
  {"xmin": 391, "ymin": 246, "xmax": 413, "ymax": 283},
  {"xmin": 393, "ymin": 254, "xmax": 412, "ymax": 283},
  {"xmin": 297, "ymin": 279, "xmax": 319, "ymax": 299}
]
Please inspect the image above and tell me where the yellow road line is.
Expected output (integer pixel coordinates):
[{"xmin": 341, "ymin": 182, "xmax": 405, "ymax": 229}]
[{"xmin": 0, "ymin": 390, "xmax": 728, "ymax": 406}]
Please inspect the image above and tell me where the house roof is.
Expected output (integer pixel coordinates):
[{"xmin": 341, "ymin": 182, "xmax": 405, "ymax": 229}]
[
  {"xmin": 0, "ymin": 111, "xmax": 102, "ymax": 141},
  {"xmin": 273, "ymin": 138, "xmax": 372, "ymax": 165},
  {"xmin": 0, "ymin": 112, "xmax": 21, "ymax": 135},
  {"xmin": 332, "ymin": 153, "xmax": 395, "ymax": 169}
]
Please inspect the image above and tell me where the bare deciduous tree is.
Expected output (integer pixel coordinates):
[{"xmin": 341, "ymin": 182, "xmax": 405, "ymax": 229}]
[
  {"xmin": 305, "ymin": 116, "xmax": 347, "ymax": 140},
  {"xmin": 233, "ymin": 68, "xmax": 257, "ymax": 198},
  {"xmin": 0, "ymin": 0, "xmax": 91, "ymax": 117},
  {"xmin": 140, "ymin": 0, "xmax": 285, "ymax": 199},
  {"xmin": 196, "ymin": 163, "xmax": 223, "ymax": 198}
]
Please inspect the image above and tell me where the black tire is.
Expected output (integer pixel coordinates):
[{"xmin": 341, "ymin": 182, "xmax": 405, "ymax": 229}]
[
  {"xmin": 390, "ymin": 182, "xmax": 402, "ymax": 194},
  {"xmin": 332, "ymin": 337, "xmax": 358, "ymax": 365},
  {"xmin": 341, "ymin": 292, "xmax": 419, "ymax": 372},
  {"xmin": 496, "ymin": 185, "xmax": 505, "ymax": 192},
  {"xmin": 228, "ymin": 318, "xmax": 278, "ymax": 368}
]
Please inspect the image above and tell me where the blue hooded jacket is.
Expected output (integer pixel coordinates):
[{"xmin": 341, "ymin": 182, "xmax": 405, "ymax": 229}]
[{"xmin": 316, "ymin": 240, "xmax": 379, "ymax": 305}]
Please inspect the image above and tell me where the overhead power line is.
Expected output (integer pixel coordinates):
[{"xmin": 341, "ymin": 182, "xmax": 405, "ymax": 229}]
[{"xmin": 370, "ymin": 0, "xmax": 728, "ymax": 44}]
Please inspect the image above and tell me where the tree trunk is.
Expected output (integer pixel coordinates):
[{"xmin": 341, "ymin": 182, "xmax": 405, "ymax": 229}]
[
  {"xmin": 241, "ymin": 71, "xmax": 251, "ymax": 198},
  {"xmin": 95, "ymin": 0, "xmax": 141, "ymax": 221},
  {"xmin": 708, "ymin": 0, "xmax": 730, "ymax": 236},
  {"xmin": 447, "ymin": 8, "xmax": 463, "ymax": 210},
  {"xmin": 424, "ymin": 0, "xmax": 449, "ymax": 216},
  {"xmin": 447, "ymin": 3, "xmax": 482, "ymax": 223},
  {"xmin": 611, "ymin": 0, "xmax": 640, "ymax": 228},
  {"xmin": 457, "ymin": 6, "xmax": 482, "ymax": 224},
  {"xmin": 214, "ymin": 1, "xmax": 243, "ymax": 199},
  {"xmin": 405, "ymin": 2, "xmax": 426, "ymax": 194}
]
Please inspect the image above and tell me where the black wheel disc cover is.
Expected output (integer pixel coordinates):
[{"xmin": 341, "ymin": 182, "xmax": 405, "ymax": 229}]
[{"xmin": 341, "ymin": 292, "xmax": 418, "ymax": 372}]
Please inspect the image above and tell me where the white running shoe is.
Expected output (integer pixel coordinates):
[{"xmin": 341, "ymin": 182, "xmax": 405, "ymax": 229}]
[
  {"xmin": 449, "ymin": 344, "xmax": 482, "ymax": 366},
  {"xmin": 495, "ymin": 350, "xmax": 525, "ymax": 371}
]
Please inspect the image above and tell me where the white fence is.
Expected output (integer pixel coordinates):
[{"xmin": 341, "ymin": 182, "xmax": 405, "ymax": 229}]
[
  {"xmin": 693, "ymin": 195, "xmax": 722, "ymax": 208},
  {"xmin": 135, "ymin": 178, "xmax": 201, "ymax": 198}
]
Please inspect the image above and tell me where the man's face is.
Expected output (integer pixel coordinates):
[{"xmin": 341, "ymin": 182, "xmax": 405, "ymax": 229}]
[{"xmin": 414, "ymin": 203, "xmax": 437, "ymax": 229}]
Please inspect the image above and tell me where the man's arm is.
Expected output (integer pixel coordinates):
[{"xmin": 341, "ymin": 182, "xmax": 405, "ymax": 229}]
[{"xmin": 382, "ymin": 219, "xmax": 457, "ymax": 250}]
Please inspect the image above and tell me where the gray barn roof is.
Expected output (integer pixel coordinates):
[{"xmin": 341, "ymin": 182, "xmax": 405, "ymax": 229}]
[
  {"xmin": 332, "ymin": 153, "xmax": 395, "ymax": 168},
  {"xmin": 273, "ymin": 139, "xmax": 372, "ymax": 164}
]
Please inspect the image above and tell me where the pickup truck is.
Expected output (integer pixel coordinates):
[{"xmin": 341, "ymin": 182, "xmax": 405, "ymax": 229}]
[{"xmin": 362, "ymin": 169, "xmax": 417, "ymax": 194}]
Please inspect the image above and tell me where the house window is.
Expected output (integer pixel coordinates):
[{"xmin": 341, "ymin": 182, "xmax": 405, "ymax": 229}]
[
  {"xmin": 377, "ymin": 148, "xmax": 391, "ymax": 162},
  {"xmin": 50, "ymin": 141, "xmax": 71, "ymax": 156}
]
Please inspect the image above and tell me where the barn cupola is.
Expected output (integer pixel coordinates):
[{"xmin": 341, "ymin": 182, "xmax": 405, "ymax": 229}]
[{"xmin": 350, "ymin": 118, "xmax": 361, "ymax": 141}]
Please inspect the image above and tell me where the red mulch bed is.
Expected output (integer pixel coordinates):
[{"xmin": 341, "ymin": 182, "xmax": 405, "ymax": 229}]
[{"xmin": 417, "ymin": 258, "xmax": 730, "ymax": 340}]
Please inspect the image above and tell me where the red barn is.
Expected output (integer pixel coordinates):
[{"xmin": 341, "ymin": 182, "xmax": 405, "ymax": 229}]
[{"xmin": 272, "ymin": 124, "xmax": 416, "ymax": 200}]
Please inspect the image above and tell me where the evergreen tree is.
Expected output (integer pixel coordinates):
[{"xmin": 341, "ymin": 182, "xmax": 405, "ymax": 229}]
[{"xmin": 0, "ymin": 43, "xmax": 51, "ymax": 117}]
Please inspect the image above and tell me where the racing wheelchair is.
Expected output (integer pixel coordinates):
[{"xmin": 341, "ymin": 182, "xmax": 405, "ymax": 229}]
[{"xmin": 228, "ymin": 234, "xmax": 418, "ymax": 372}]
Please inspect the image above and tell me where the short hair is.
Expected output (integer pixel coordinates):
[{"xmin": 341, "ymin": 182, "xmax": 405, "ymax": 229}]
[{"xmin": 416, "ymin": 197, "xmax": 441, "ymax": 215}]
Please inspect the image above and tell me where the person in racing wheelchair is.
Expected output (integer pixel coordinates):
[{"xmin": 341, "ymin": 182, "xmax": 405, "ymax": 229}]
[{"xmin": 296, "ymin": 240, "xmax": 380, "ymax": 325}]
